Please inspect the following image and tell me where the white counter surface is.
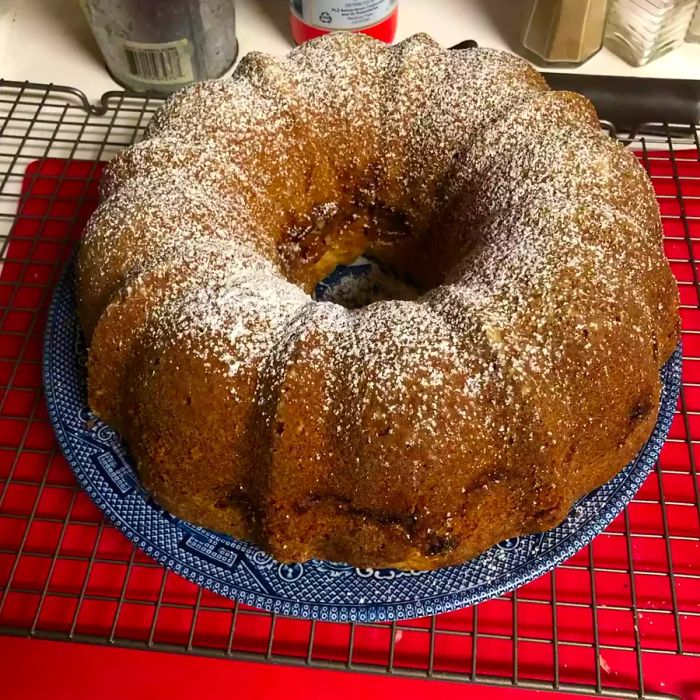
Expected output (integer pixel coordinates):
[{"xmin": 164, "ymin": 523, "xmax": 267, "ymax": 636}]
[{"xmin": 1, "ymin": 0, "xmax": 699, "ymax": 105}]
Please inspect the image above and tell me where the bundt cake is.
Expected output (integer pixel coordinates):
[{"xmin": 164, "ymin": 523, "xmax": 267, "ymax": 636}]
[{"xmin": 76, "ymin": 32, "xmax": 679, "ymax": 570}]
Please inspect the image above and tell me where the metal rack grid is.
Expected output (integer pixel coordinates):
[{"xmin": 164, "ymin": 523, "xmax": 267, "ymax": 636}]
[{"xmin": 0, "ymin": 79, "xmax": 699, "ymax": 699}]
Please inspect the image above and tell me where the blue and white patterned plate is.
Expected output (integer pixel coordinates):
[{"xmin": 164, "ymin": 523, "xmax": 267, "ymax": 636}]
[{"xmin": 43, "ymin": 259, "xmax": 682, "ymax": 622}]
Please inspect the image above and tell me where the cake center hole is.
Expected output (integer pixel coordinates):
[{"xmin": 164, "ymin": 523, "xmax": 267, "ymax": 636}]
[
  {"xmin": 314, "ymin": 258, "xmax": 421, "ymax": 309},
  {"xmin": 278, "ymin": 198, "xmax": 431, "ymax": 307}
]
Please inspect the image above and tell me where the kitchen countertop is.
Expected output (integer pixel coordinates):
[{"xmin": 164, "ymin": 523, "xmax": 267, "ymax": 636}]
[{"xmin": 1, "ymin": 0, "xmax": 699, "ymax": 105}]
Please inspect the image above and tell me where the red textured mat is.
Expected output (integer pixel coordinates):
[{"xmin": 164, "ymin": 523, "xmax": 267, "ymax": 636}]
[{"xmin": 1, "ymin": 155, "xmax": 700, "ymax": 699}]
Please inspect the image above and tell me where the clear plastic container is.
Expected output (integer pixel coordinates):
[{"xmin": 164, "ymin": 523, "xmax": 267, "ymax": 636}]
[{"xmin": 604, "ymin": 0, "xmax": 699, "ymax": 66}]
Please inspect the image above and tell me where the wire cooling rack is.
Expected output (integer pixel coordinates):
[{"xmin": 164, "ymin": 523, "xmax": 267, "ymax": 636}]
[{"xmin": 1, "ymin": 79, "xmax": 699, "ymax": 700}]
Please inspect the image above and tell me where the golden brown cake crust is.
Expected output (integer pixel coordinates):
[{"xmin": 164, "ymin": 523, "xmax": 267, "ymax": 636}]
[{"xmin": 77, "ymin": 33, "xmax": 679, "ymax": 570}]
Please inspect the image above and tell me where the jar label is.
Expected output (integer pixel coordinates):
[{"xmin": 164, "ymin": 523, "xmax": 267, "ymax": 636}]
[
  {"xmin": 290, "ymin": 0, "xmax": 397, "ymax": 30},
  {"xmin": 121, "ymin": 38, "xmax": 194, "ymax": 84}
]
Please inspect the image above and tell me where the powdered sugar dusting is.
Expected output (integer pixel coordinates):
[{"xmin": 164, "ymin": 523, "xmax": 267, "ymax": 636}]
[{"xmin": 76, "ymin": 32, "xmax": 676, "ymax": 568}]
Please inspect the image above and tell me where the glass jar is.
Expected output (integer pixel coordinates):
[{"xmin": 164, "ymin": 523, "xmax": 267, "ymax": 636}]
[
  {"xmin": 604, "ymin": 0, "xmax": 699, "ymax": 66},
  {"xmin": 520, "ymin": 0, "xmax": 609, "ymax": 66}
]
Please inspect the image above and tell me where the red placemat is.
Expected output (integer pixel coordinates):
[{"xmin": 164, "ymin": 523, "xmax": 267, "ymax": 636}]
[{"xmin": 1, "ymin": 155, "xmax": 700, "ymax": 699}]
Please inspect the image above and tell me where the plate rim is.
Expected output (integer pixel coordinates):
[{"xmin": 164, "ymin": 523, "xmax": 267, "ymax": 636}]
[{"xmin": 43, "ymin": 258, "xmax": 682, "ymax": 621}]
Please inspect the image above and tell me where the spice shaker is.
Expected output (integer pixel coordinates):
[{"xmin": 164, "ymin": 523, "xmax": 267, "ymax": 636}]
[
  {"xmin": 604, "ymin": 0, "xmax": 699, "ymax": 66},
  {"xmin": 289, "ymin": 0, "xmax": 398, "ymax": 45},
  {"xmin": 687, "ymin": 2, "xmax": 700, "ymax": 41},
  {"xmin": 79, "ymin": 0, "xmax": 238, "ymax": 94},
  {"xmin": 520, "ymin": 0, "xmax": 609, "ymax": 66}
]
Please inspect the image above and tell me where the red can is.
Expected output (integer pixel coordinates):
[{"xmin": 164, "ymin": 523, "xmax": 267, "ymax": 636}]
[{"xmin": 289, "ymin": 1, "xmax": 398, "ymax": 44}]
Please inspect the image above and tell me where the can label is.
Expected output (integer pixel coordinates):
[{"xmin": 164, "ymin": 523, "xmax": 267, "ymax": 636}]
[
  {"xmin": 290, "ymin": 0, "xmax": 397, "ymax": 30},
  {"xmin": 121, "ymin": 38, "xmax": 194, "ymax": 85}
]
